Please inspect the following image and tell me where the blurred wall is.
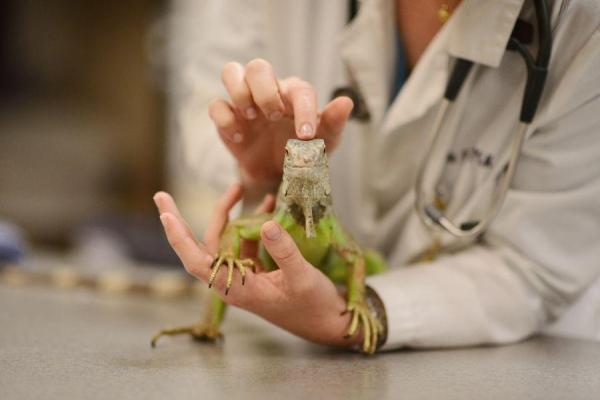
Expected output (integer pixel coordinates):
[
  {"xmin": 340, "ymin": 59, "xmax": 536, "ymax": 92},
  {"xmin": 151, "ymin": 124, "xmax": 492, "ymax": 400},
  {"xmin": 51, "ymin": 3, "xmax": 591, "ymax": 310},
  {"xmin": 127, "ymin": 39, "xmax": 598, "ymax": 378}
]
[{"xmin": 0, "ymin": 0, "xmax": 167, "ymax": 247}]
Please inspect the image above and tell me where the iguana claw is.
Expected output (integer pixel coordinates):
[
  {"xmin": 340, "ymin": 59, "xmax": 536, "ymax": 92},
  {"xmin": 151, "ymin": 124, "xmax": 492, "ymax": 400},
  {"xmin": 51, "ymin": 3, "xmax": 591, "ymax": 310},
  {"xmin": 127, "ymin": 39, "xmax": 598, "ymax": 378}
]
[
  {"xmin": 343, "ymin": 301, "xmax": 383, "ymax": 355},
  {"xmin": 151, "ymin": 324, "xmax": 223, "ymax": 348},
  {"xmin": 208, "ymin": 253, "xmax": 254, "ymax": 294}
]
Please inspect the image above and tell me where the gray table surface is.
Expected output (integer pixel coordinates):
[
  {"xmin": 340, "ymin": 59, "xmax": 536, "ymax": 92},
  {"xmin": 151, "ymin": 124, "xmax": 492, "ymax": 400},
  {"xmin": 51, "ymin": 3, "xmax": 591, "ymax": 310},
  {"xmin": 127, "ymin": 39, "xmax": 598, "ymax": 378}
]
[{"xmin": 2, "ymin": 284, "xmax": 600, "ymax": 400}]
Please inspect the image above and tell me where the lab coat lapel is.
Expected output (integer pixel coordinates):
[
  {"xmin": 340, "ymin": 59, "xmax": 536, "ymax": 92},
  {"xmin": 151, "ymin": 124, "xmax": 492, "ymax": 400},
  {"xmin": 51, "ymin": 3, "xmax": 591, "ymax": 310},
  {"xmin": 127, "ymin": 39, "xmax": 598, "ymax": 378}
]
[
  {"xmin": 337, "ymin": 0, "xmax": 395, "ymax": 127},
  {"xmin": 381, "ymin": 0, "xmax": 526, "ymax": 136},
  {"xmin": 337, "ymin": 0, "xmax": 452, "ymax": 135},
  {"xmin": 380, "ymin": 28, "xmax": 450, "ymax": 134},
  {"xmin": 447, "ymin": 0, "xmax": 524, "ymax": 68},
  {"xmin": 338, "ymin": 0, "xmax": 559, "ymax": 137}
]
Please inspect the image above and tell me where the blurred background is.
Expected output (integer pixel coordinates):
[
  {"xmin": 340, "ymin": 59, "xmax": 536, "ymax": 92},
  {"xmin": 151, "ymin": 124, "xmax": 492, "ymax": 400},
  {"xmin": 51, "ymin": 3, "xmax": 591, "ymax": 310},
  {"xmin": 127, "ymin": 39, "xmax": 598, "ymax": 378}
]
[
  {"xmin": 0, "ymin": 0, "xmax": 199, "ymax": 293},
  {"xmin": 0, "ymin": 0, "xmax": 348, "ymax": 296}
]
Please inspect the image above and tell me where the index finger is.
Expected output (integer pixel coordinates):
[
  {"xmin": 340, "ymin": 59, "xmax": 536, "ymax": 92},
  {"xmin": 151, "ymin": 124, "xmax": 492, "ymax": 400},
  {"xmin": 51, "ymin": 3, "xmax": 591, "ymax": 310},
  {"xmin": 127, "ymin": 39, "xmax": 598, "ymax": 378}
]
[
  {"xmin": 316, "ymin": 96, "xmax": 354, "ymax": 152},
  {"xmin": 280, "ymin": 77, "xmax": 318, "ymax": 139},
  {"xmin": 159, "ymin": 212, "xmax": 213, "ymax": 281},
  {"xmin": 154, "ymin": 191, "xmax": 185, "ymax": 220},
  {"xmin": 203, "ymin": 184, "xmax": 243, "ymax": 252},
  {"xmin": 154, "ymin": 191, "xmax": 196, "ymax": 239}
]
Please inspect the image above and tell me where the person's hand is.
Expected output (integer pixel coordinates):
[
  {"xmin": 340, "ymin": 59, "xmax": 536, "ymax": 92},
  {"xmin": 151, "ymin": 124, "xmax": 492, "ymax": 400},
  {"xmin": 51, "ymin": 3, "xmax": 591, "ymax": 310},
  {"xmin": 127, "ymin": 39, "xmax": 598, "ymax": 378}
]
[
  {"xmin": 154, "ymin": 185, "xmax": 361, "ymax": 350},
  {"xmin": 210, "ymin": 59, "xmax": 354, "ymax": 189}
]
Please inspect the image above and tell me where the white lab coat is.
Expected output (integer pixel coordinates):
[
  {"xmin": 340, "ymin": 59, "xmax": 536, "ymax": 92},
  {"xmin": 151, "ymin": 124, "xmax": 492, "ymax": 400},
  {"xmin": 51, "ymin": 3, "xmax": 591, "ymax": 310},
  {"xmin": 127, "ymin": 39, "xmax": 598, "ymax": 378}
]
[{"xmin": 169, "ymin": 0, "xmax": 600, "ymax": 349}]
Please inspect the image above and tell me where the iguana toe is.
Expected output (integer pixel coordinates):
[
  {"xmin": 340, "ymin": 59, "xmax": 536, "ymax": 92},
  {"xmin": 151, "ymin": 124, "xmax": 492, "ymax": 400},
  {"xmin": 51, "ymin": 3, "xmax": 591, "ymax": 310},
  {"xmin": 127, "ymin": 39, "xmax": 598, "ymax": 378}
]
[
  {"xmin": 343, "ymin": 301, "xmax": 383, "ymax": 355},
  {"xmin": 208, "ymin": 253, "xmax": 254, "ymax": 294}
]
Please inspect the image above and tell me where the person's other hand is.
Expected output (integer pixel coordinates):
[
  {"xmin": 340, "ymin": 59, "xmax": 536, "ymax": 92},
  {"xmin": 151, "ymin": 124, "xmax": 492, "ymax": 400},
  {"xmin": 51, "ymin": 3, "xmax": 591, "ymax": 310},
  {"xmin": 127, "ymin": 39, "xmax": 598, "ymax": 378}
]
[
  {"xmin": 154, "ymin": 185, "xmax": 360, "ymax": 350},
  {"xmin": 211, "ymin": 59, "xmax": 354, "ymax": 188}
]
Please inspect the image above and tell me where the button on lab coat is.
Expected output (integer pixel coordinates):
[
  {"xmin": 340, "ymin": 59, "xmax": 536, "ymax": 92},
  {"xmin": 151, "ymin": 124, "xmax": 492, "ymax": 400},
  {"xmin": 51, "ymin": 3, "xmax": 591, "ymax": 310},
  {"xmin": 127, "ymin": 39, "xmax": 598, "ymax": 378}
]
[{"xmin": 169, "ymin": 0, "xmax": 600, "ymax": 349}]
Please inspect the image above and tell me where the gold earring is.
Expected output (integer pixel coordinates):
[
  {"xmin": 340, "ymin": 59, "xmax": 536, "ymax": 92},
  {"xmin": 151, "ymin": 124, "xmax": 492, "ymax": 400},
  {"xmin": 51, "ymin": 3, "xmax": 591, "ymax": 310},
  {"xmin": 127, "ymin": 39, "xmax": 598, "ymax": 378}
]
[{"xmin": 438, "ymin": 4, "xmax": 451, "ymax": 23}]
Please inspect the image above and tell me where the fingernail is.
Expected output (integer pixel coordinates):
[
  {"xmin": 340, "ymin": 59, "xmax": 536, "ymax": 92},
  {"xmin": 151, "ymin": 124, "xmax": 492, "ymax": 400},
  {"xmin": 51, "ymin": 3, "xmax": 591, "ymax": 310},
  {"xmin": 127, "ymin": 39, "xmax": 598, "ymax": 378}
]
[
  {"xmin": 299, "ymin": 123, "xmax": 314, "ymax": 139},
  {"xmin": 245, "ymin": 107, "xmax": 257, "ymax": 119},
  {"xmin": 269, "ymin": 111, "xmax": 283, "ymax": 121},
  {"xmin": 232, "ymin": 132, "xmax": 243, "ymax": 143},
  {"xmin": 263, "ymin": 221, "xmax": 281, "ymax": 241},
  {"xmin": 159, "ymin": 214, "xmax": 168, "ymax": 229}
]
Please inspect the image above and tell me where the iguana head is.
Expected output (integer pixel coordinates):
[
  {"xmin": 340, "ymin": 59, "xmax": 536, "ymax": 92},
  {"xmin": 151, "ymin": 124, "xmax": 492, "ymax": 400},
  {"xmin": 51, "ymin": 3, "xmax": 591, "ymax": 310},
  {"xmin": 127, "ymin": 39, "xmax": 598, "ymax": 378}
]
[{"xmin": 281, "ymin": 139, "xmax": 332, "ymax": 238}]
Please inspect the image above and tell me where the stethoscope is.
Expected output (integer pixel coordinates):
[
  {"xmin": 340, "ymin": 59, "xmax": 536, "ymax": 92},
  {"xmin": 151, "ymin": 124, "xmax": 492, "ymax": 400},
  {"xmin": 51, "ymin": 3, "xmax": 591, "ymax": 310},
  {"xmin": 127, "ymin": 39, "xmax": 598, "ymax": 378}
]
[{"xmin": 332, "ymin": 0, "xmax": 552, "ymax": 239}]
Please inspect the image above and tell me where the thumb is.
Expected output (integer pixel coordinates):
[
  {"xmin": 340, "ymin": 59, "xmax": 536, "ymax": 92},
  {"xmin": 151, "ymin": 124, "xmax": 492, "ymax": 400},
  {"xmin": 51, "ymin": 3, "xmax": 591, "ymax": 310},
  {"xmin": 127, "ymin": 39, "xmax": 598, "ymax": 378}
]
[
  {"xmin": 317, "ymin": 96, "xmax": 353, "ymax": 152},
  {"xmin": 261, "ymin": 221, "xmax": 307, "ymax": 278}
]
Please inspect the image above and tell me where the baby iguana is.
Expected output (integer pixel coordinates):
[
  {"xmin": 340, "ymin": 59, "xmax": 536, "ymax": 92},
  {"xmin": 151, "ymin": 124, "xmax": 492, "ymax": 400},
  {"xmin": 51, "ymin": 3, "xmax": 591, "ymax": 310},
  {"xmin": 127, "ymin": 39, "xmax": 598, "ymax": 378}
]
[{"xmin": 152, "ymin": 139, "xmax": 387, "ymax": 354}]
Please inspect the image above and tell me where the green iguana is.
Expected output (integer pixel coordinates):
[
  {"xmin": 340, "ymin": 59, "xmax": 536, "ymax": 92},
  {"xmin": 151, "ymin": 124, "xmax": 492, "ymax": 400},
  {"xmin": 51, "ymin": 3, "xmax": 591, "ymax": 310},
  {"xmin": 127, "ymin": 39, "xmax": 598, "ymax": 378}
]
[{"xmin": 152, "ymin": 139, "xmax": 387, "ymax": 353}]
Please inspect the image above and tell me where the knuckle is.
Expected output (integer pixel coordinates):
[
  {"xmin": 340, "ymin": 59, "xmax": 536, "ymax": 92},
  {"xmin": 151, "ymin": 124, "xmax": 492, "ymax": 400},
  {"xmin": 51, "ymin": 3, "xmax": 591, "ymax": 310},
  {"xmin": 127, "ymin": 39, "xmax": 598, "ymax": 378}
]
[
  {"xmin": 219, "ymin": 112, "xmax": 237, "ymax": 129},
  {"xmin": 245, "ymin": 58, "xmax": 271, "ymax": 74},
  {"xmin": 217, "ymin": 191, "xmax": 235, "ymax": 210},
  {"xmin": 229, "ymin": 89, "xmax": 251, "ymax": 106},
  {"xmin": 185, "ymin": 261, "xmax": 204, "ymax": 278},
  {"xmin": 216, "ymin": 196, "xmax": 227, "ymax": 209},
  {"xmin": 253, "ymin": 94, "xmax": 282, "ymax": 112},
  {"xmin": 273, "ymin": 244, "xmax": 298, "ymax": 264},
  {"xmin": 207, "ymin": 99, "xmax": 223, "ymax": 118},
  {"xmin": 221, "ymin": 61, "xmax": 242, "ymax": 81},
  {"xmin": 213, "ymin": 208, "xmax": 231, "ymax": 226},
  {"xmin": 167, "ymin": 235, "xmax": 184, "ymax": 250},
  {"xmin": 202, "ymin": 236, "xmax": 217, "ymax": 251},
  {"xmin": 291, "ymin": 279, "xmax": 317, "ymax": 296},
  {"xmin": 207, "ymin": 98, "xmax": 219, "ymax": 110},
  {"xmin": 294, "ymin": 91, "xmax": 314, "ymax": 111},
  {"xmin": 209, "ymin": 105, "xmax": 236, "ymax": 129},
  {"xmin": 285, "ymin": 76, "xmax": 302, "ymax": 87},
  {"xmin": 299, "ymin": 85, "xmax": 314, "ymax": 98},
  {"xmin": 214, "ymin": 200, "xmax": 230, "ymax": 216},
  {"xmin": 288, "ymin": 76, "xmax": 310, "ymax": 91}
]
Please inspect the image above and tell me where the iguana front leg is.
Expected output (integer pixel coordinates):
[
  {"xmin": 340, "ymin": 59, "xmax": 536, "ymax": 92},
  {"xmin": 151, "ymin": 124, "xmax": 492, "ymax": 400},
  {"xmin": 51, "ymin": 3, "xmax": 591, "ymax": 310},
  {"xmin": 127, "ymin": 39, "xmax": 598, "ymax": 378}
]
[{"xmin": 209, "ymin": 213, "xmax": 269, "ymax": 294}]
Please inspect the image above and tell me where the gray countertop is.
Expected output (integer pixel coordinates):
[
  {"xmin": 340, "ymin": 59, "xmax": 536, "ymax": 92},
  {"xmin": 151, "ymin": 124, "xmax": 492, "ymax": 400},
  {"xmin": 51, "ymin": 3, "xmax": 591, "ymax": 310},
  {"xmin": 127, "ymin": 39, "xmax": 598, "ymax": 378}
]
[{"xmin": 2, "ymin": 284, "xmax": 600, "ymax": 400}]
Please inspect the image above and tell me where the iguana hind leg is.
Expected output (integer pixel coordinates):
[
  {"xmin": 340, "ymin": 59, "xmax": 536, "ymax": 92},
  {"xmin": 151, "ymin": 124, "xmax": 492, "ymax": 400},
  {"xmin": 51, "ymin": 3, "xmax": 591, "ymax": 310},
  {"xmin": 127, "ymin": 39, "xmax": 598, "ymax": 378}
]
[
  {"xmin": 327, "ymin": 216, "xmax": 383, "ymax": 354},
  {"xmin": 151, "ymin": 292, "xmax": 227, "ymax": 347},
  {"xmin": 337, "ymin": 246, "xmax": 383, "ymax": 354}
]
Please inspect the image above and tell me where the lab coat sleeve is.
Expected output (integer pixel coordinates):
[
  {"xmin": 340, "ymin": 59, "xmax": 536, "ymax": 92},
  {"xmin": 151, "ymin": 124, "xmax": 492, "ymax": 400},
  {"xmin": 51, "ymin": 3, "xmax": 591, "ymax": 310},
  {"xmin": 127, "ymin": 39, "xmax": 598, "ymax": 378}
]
[{"xmin": 367, "ymin": 34, "xmax": 600, "ymax": 350}]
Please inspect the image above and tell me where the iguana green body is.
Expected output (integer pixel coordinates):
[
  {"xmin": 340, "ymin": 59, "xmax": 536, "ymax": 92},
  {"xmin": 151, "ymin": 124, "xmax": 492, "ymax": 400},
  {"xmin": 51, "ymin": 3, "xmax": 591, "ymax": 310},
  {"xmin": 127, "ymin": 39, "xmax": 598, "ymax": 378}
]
[{"xmin": 152, "ymin": 139, "xmax": 386, "ymax": 353}]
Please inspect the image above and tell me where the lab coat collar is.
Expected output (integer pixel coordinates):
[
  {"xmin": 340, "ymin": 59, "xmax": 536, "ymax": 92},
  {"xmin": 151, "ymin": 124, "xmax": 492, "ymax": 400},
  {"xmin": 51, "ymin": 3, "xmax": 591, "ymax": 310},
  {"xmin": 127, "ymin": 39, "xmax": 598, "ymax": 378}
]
[
  {"xmin": 447, "ymin": 0, "xmax": 525, "ymax": 68},
  {"xmin": 338, "ymin": 0, "xmax": 528, "ymax": 132},
  {"xmin": 449, "ymin": 0, "xmax": 566, "ymax": 67}
]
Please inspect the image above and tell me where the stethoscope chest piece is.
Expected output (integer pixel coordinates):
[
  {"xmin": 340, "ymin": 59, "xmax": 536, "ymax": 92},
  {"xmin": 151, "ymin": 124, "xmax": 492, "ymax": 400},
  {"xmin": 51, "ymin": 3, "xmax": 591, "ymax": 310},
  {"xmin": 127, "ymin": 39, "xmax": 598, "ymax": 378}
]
[{"xmin": 330, "ymin": 86, "xmax": 371, "ymax": 122}]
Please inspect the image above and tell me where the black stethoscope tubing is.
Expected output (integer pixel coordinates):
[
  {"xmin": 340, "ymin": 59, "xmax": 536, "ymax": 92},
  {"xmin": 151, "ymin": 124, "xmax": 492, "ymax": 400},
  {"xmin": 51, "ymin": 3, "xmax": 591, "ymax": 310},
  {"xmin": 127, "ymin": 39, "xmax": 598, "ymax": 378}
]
[
  {"xmin": 331, "ymin": 0, "xmax": 553, "ymax": 238},
  {"xmin": 332, "ymin": 0, "xmax": 551, "ymax": 124}
]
